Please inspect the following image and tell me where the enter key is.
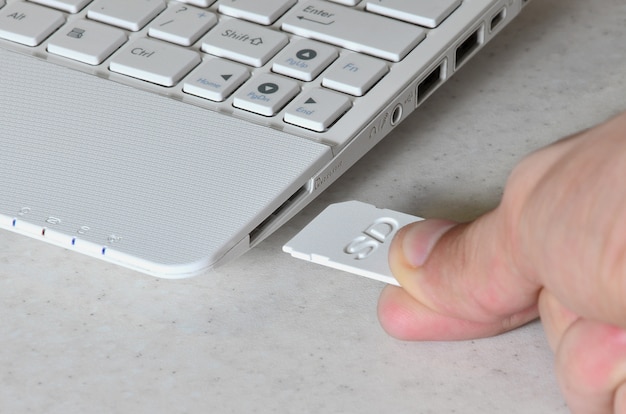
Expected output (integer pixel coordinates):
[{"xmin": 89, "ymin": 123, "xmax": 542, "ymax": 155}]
[{"xmin": 281, "ymin": 0, "xmax": 426, "ymax": 62}]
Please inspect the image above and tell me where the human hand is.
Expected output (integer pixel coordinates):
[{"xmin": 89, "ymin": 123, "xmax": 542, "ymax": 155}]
[{"xmin": 378, "ymin": 111, "xmax": 626, "ymax": 413}]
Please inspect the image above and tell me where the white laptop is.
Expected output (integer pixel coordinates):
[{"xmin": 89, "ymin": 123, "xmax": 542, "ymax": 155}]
[{"xmin": 0, "ymin": 0, "xmax": 529, "ymax": 278}]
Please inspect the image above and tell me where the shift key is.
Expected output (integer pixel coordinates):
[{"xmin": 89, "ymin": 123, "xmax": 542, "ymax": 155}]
[{"xmin": 281, "ymin": 0, "xmax": 425, "ymax": 62}]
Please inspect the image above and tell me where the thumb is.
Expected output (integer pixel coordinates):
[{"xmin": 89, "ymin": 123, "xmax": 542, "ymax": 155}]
[{"xmin": 379, "ymin": 211, "xmax": 540, "ymax": 340}]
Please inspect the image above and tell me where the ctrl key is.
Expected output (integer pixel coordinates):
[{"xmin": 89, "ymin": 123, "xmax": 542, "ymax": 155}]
[{"xmin": 109, "ymin": 38, "xmax": 201, "ymax": 87}]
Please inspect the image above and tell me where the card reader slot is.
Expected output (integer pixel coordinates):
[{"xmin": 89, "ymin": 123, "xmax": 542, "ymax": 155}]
[{"xmin": 249, "ymin": 184, "xmax": 309, "ymax": 244}]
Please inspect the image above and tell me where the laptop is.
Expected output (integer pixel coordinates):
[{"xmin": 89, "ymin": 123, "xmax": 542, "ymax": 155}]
[{"xmin": 0, "ymin": 0, "xmax": 529, "ymax": 278}]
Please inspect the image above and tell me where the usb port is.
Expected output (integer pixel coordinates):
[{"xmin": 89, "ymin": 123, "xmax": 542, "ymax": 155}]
[
  {"xmin": 455, "ymin": 26, "xmax": 484, "ymax": 69},
  {"xmin": 490, "ymin": 8, "xmax": 506, "ymax": 31},
  {"xmin": 417, "ymin": 60, "xmax": 446, "ymax": 103}
]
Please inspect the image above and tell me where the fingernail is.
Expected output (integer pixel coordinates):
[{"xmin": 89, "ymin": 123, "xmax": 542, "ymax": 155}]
[{"xmin": 400, "ymin": 219, "xmax": 457, "ymax": 268}]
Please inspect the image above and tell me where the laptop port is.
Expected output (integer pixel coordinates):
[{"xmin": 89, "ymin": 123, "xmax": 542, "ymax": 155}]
[
  {"xmin": 390, "ymin": 103, "xmax": 403, "ymax": 126},
  {"xmin": 417, "ymin": 61, "xmax": 445, "ymax": 103},
  {"xmin": 490, "ymin": 8, "xmax": 506, "ymax": 32},
  {"xmin": 455, "ymin": 26, "xmax": 484, "ymax": 69},
  {"xmin": 249, "ymin": 184, "xmax": 309, "ymax": 244}
]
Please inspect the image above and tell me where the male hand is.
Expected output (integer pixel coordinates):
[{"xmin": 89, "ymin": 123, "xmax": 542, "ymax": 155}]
[{"xmin": 379, "ymin": 111, "xmax": 626, "ymax": 413}]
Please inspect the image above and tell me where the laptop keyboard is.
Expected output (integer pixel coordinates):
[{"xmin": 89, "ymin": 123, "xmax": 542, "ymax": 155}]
[{"xmin": 0, "ymin": 0, "xmax": 462, "ymax": 134}]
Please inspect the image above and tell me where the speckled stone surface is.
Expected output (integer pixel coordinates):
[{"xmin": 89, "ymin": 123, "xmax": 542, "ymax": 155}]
[{"xmin": 1, "ymin": 0, "xmax": 624, "ymax": 412}]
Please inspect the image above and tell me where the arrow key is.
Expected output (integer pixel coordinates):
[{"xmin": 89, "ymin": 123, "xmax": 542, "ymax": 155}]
[
  {"xmin": 233, "ymin": 73, "xmax": 300, "ymax": 116},
  {"xmin": 183, "ymin": 58, "xmax": 250, "ymax": 102},
  {"xmin": 272, "ymin": 38, "xmax": 338, "ymax": 82},
  {"xmin": 284, "ymin": 88, "xmax": 352, "ymax": 132}
]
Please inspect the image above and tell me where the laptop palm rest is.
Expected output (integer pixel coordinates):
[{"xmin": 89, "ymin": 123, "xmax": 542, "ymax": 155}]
[{"xmin": 0, "ymin": 49, "xmax": 331, "ymax": 277}]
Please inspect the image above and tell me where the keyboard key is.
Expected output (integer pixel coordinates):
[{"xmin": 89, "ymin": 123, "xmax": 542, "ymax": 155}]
[
  {"xmin": 48, "ymin": 19, "xmax": 127, "ymax": 65},
  {"xmin": 218, "ymin": 0, "xmax": 297, "ymax": 25},
  {"xmin": 148, "ymin": 4, "xmax": 217, "ymax": 46},
  {"xmin": 272, "ymin": 39, "xmax": 338, "ymax": 82},
  {"xmin": 177, "ymin": 0, "xmax": 216, "ymax": 7},
  {"xmin": 282, "ymin": 0, "xmax": 425, "ymax": 62},
  {"xmin": 29, "ymin": 0, "xmax": 93, "ymax": 14},
  {"xmin": 201, "ymin": 19, "xmax": 288, "ymax": 67},
  {"xmin": 322, "ymin": 53, "xmax": 388, "ymax": 96},
  {"xmin": 0, "ymin": 2, "xmax": 64, "ymax": 46},
  {"xmin": 233, "ymin": 74, "xmax": 300, "ymax": 116},
  {"xmin": 365, "ymin": 0, "xmax": 462, "ymax": 28},
  {"xmin": 109, "ymin": 37, "xmax": 201, "ymax": 87},
  {"xmin": 327, "ymin": 0, "xmax": 361, "ymax": 5},
  {"xmin": 87, "ymin": 0, "xmax": 166, "ymax": 32},
  {"xmin": 183, "ymin": 58, "xmax": 250, "ymax": 102},
  {"xmin": 284, "ymin": 88, "xmax": 351, "ymax": 132}
]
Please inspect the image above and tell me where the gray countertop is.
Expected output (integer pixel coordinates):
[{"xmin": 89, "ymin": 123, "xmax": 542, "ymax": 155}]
[{"xmin": 1, "ymin": 0, "xmax": 625, "ymax": 412}]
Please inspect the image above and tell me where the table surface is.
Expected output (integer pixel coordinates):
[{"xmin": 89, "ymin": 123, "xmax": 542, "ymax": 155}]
[{"xmin": 1, "ymin": 1, "xmax": 625, "ymax": 412}]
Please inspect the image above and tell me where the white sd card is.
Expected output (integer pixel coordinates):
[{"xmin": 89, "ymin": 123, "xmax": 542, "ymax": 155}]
[{"xmin": 283, "ymin": 201, "xmax": 422, "ymax": 285}]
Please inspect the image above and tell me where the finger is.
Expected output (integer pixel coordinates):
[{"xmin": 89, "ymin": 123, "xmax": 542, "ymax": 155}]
[
  {"xmin": 537, "ymin": 288, "xmax": 579, "ymax": 351},
  {"xmin": 378, "ymin": 284, "xmax": 539, "ymax": 341},
  {"xmin": 615, "ymin": 382, "xmax": 626, "ymax": 413},
  {"xmin": 512, "ymin": 112, "xmax": 626, "ymax": 328},
  {"xmin": 389, "ymin": 211, "xmax": 541, "ymax": 326},
  {"xmin": 555, "ymin": 319, "xmax": 626, "ymax": 413}
]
